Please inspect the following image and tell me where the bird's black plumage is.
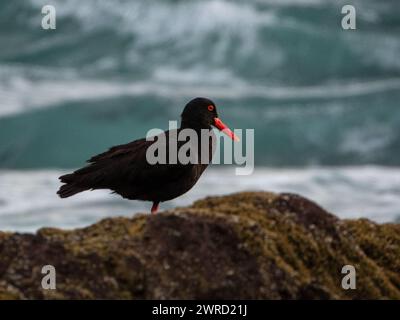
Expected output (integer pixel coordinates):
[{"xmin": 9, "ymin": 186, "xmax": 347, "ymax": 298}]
[{"xmin": 57, "ymin": 97, "xmax": 237, "ymax": 213}]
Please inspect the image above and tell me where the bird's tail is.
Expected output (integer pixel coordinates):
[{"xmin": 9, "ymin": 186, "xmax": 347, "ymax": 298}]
[{"xmin": 57, "ymin": 173, "xmax": 90, "ymax": 198}]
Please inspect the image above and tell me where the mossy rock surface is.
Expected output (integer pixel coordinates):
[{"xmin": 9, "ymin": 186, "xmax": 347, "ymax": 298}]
[{"xmin": 0, "ymin": 192, "xmax": 399, "ymax": 299}]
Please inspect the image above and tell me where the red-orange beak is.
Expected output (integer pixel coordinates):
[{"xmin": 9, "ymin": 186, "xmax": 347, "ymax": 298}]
[{"xmin": 213, "ymin": 118, "xmax": 240, "ymax": 142}]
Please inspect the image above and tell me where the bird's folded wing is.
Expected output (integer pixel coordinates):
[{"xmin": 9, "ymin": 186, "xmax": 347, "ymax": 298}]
[{"xmin": 79, "ymin": 137, "xmax": 192, "ymax": 188}]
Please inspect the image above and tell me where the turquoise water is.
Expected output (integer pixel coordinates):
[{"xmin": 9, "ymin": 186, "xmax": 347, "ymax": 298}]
[
  {"xmin": 0, "ymin": 0, "xmax": 399, "ymax": 230},
  {"xmin": 1, "ymin": 0, "xmax": 399, "ymax": 168}
]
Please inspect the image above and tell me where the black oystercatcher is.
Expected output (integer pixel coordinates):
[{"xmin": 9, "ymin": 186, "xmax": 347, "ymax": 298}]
[{"xmin": 57, "ymin": 97, "xmax": 239, "ymax": 213}]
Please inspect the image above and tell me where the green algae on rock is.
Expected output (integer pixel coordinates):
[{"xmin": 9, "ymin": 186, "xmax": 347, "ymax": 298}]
[{"xmin": 0, "ymin": 192, "xmax": 399, "ymax": 299}]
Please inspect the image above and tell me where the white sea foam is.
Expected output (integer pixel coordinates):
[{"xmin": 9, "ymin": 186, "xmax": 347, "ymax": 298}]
[
  {"xmin": 339, "ymin": 124, "xmax": 395, "ymax": 157},
  {"xmin": 0, "ymin": 0, "xmax": 396, "ymax": 119},
  {"xmin": 0, "ymin": 166, "xmax": 399, "ymax": 232},
  {"xmin": 1, "ymin": 66, "xmax": 400, "ymax": 118}
]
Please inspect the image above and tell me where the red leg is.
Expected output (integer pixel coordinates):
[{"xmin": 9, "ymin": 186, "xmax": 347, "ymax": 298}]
[{"xmin": 151, "ymin": 201, "xmax": 159, "ymax": 214}]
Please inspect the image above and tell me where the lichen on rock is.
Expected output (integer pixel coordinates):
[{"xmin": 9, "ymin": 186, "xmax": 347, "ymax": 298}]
[{"xmin": 0, "ymin": 192, "xmax": 398, "ymax": 299}]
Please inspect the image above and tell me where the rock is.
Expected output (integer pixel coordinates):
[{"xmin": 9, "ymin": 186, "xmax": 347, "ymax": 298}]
[{"xmin": 0, "ymin": 192, "xmax": 399, "ymax": 299}]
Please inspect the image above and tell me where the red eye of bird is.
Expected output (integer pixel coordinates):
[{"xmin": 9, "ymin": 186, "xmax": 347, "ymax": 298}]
[{"xmin": 208, "ymin": 105, "xmax": 214, "ymax": 112}]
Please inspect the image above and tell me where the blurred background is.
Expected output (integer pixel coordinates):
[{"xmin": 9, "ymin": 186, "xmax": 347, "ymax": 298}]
[{"xmin": 0, "ymin": 0, "xmax": 399, "ymax": 231}]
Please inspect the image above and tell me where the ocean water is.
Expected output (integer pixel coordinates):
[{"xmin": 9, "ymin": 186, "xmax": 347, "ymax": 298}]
[
  {"xmin": 0, "ymin": 0, "xmax": 399, "ymax": 231},
  {"xmin": 0, "ymin": 167, "xmax": 399, "ymax": 232}
]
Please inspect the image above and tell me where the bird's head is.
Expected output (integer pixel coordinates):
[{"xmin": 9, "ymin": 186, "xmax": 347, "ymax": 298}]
[{"xmin": 181, "ymin": 97, "xmax": 239, "ymax": 141}]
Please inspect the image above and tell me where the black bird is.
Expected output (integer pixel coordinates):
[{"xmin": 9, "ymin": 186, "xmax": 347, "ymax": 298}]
[{"xmin": 57, "ymin": 97, "xmax": 239, "ymax": 213}]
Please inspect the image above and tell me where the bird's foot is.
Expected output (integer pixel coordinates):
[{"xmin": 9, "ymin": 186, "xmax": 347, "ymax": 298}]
[{"xmin": 151, "ymin": 202, "xmax": 160, "ymax": 214}]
